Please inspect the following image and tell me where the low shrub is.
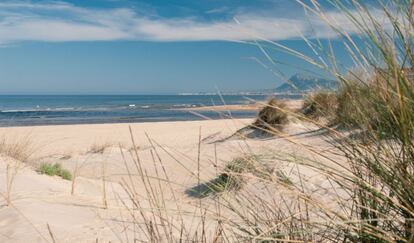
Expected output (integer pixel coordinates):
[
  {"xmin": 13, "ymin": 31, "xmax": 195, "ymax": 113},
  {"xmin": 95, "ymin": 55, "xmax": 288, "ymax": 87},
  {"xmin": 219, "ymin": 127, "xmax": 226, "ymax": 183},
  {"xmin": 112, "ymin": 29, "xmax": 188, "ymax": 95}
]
[
  {"xmin": 253, "ymin": 98, "xmax": 289, "ymax": 131},
  {"xmin": 37, "ymin": 163, "xmax": 72, "ymax": 180}
]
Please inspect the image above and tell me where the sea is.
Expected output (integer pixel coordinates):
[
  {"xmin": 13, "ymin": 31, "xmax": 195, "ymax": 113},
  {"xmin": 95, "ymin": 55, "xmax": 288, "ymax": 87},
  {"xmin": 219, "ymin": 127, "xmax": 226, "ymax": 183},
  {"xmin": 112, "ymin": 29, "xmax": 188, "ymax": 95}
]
[{"xmin": 0, "ymin": 95, "xmax": 300, "ymax": 127}]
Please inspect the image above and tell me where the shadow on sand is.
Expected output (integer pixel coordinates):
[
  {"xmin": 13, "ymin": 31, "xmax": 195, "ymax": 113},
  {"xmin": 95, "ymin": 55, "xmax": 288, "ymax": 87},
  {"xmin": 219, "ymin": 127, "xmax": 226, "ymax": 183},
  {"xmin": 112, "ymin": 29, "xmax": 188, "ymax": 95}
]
[
  {"xmin": 205, "ymin": 124, "xmax": 334, "ymax": 144},
  {"xmin": 185, "ymin": 173, "xmax": 241, "ymax": 199}
]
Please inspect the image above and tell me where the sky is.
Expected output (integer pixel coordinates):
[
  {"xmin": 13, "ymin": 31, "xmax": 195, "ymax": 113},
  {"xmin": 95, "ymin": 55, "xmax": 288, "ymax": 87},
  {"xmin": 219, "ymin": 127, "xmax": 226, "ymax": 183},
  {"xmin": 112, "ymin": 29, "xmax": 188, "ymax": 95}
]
[{"xmin": 0, "ymin": 0, "xmax": 382, "ymax": 94}]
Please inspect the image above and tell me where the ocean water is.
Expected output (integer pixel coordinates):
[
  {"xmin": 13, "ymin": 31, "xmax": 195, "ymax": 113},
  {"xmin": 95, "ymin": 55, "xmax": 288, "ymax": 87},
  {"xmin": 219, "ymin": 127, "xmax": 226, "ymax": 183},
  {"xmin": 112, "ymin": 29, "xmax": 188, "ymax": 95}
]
[{"xmin": 0, "ymin": 95, "xmax": 298, "ymax": 126}]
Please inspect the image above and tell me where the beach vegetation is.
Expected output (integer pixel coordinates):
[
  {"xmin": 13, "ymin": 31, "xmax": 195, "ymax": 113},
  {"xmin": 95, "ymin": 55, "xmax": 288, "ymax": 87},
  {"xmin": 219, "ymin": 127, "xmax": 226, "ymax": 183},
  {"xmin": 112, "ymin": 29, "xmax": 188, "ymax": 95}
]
[
  {"xmin": 186, "ymin": 156, "xmax": 273, "ymax": 198},
  {"xmin": 37, "ymin": 163, "xmax": 72, "ymax": 180},
  {"xmin": 273, "ymin": 0, "xmax": 414, "ymax": 241},
  {"xmin": 118, "ymin": 0, "xmax": 414, "ymax": 242},
  {"xmin": 253, "ymin": 97, "xmax": 289, "ymax": 131},
  {"xmin": 1, "ymin": 162, "xmax": 19, "ymax": 207},
  {"xmin": 88, "ymin": 142, "xmax": 112, "ymax": 154},
  {"xmin": 0, "ymin": 136, "xmax": 33, "ymax": 162},
  {"xmin": 6, "ymin": 0, "xmax": 414, "ymax": 242},
  {"xmin": 302, "ymin": 90, "xmax": 338, "ymax": 122}
]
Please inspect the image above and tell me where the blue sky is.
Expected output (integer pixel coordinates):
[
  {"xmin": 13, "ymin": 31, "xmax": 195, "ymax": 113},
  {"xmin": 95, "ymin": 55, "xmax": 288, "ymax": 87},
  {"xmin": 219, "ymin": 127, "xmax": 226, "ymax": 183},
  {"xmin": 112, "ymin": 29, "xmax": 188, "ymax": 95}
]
[{"xmin": 0, "ymin": 0, "xmax": 380, "ymax": 94}]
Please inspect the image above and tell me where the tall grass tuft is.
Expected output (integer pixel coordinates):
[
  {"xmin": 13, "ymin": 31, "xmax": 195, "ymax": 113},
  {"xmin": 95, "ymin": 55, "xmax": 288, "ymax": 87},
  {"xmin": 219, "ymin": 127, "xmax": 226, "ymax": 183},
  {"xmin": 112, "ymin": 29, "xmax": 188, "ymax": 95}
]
[
  {"xmin": 179, "ymin": 0, "xmax": 414, "ymax": 241},
  {"xmin": 0, "ymin": 136, "xmax": 33, "ymax": 162},
  {"xmin": 302, "ymin": 90, "xmax": 338, "ymax": 122},
  {"xmin": 253, "ymin": 97, "xmax": 289, "ymax": 131},
  {"xmin": 48, "ymin": 1, "xmax": 414, "ymax": 242},
  {"xmin": 275, "ymin": 0, "xmax": 414, "ymax": 241}
]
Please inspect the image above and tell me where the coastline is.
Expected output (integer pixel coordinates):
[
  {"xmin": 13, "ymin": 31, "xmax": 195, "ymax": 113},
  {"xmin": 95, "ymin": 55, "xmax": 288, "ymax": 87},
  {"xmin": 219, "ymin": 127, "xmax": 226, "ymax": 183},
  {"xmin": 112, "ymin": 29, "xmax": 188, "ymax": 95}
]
[
  {"xmin": 0, "ymin": 94, "xmax": 270, "ymax": 127},
  {"xmin": 0, "ymin": 118, "xmax": 254, "ymax": 157},
  {"xmin": 0, "ymin": 113, "xmax": 331, "ymax": 242},
  {"xmin": 180, "ymin": 99, "xmax": 303, "ymax": 111},
  {"xmin": 0, "ymin": 103, "xmax": 325, "ymax": 242},
  {"xmin": 0, "ymin": 99, "xmax": 303, "ymax": 158},
  {"xmin": 0, "ymin": 99, "xmax": 302, "ymax": 127},
  {"xmin": 0, "ymin": 114, "xmax": 256, "ymax": 128}
]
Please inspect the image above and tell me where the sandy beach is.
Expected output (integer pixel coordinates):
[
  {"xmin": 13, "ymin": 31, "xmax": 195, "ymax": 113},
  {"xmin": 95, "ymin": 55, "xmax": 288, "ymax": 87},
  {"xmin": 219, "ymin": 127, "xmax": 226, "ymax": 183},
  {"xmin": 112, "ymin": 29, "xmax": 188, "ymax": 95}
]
[
  {"xmin": 0, "ymin": 0, "xmax": 409, "ymax": 241},
  {"xmin": 0, "ymin": 107, "xmax": 340, "ymax": 242}
]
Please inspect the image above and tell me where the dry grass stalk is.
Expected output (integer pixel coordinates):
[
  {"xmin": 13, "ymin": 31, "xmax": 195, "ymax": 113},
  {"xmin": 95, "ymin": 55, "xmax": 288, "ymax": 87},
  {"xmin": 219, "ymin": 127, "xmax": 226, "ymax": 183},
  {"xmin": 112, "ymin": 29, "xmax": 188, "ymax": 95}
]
[
  {"xmin": 113, "ymin": 1, "xmax": 414, "ymax": 241},
  {"xmin": 110, "ymin": 127, "xmax": 227, "ymax": 242},
  {"xmin": 0, "ymin": 136, "xmax": 33, "ymax": 162},
  {"xmin": 302, "ymin": 90, "xmax": 338, "ymax": 122},
  {"xmin": 71, "ymin": 167, "xmax": 77, "ymax": 196},
  {"xmin": 46, "ymin": 223, "xmax": 57, "ymax": 243},
  {"xmin": 71, "ymin": 155, "xmax": 93, "ymax": 195},
  {"xmin": 1, "ymin": 162, "xmax": 19, "ymax": 207},
  {"xmin": 2, "ymin": 1, "xmax": 412, "ymax": 242},
  {"xmin": 101, "ymin": 159, "xmax": 108, "ymax": 209}
]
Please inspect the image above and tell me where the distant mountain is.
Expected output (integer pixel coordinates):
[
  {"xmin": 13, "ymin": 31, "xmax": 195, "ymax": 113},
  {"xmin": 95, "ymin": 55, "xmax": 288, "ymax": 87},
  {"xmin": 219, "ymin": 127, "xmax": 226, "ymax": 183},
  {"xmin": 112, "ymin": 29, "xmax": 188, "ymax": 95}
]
[
  {"xmin": 274, "ymin": 74, "xmax": 338, "ymax": 93},
  {"xmin": 178, "ymin": 74, "xmax": 338, "ymax": 96}
]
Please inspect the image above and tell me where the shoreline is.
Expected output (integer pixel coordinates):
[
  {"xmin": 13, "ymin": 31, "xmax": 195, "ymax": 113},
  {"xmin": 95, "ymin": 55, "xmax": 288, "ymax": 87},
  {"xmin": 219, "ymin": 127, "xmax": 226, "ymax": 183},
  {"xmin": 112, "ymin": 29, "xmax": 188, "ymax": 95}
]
[
  {"xmin": 0, "ymin": 114, "xmax": 257, "ymax": 128},
  {"xmin": 178, "ymin": 103, "xmax": 260, "ymax": 111},
  {"xmin": 0, "ymin": 99, "xmax": 303, "ymax": 128},
  {"xmin": 0, "ymin": 118, "xmax": 254, "ymax": 158},
  {"xmin": 0, "ymin": 108, "xmax": 323, "ymax": 242},
  {"xmin": 180, "ymin": 99, "xmax": 303, "ymax": 112}
]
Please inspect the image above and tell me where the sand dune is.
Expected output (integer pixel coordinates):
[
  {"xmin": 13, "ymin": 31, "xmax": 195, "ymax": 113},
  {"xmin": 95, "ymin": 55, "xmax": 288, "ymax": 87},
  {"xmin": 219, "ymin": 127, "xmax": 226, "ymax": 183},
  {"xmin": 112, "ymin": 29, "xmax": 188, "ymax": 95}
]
[{"xmin": 0, "ymin": 117, "xmax": 337, "ymax": 242}]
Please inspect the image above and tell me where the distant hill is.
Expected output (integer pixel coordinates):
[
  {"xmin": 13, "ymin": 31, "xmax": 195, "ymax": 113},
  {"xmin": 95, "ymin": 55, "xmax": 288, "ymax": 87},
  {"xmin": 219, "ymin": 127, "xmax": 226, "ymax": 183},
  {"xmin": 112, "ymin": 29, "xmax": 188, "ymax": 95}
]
[
  {"xmin": 178, "ymin": 74, "xmax": 338, "ymax": 96},
  {"xmin": 274, "ymin": 74, "xmax": 338, "ymax": 93}
]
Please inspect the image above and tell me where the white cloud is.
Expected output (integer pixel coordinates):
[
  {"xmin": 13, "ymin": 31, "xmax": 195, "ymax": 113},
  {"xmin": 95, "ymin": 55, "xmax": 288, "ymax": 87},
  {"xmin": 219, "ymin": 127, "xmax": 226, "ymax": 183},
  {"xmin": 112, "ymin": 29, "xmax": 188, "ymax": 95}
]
[
  {"xmin": 0, "ymin": 1, "xmax": 392, "ymax": 43},
  {"xmin": 205, "ymin": 7, "xmax": 229, "ymax": 15}
]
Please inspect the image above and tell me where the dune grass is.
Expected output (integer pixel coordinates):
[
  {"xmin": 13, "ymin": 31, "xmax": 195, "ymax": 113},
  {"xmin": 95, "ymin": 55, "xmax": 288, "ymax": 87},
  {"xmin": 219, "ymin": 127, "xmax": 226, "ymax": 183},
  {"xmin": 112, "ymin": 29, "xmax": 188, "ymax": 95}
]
[
  {"xmin": 186, "ymin": 156, "xmax": 273, "ymax": 198},
  {"xmin": 117, "ymin": 0, "xmax": 414, "ymax": 242},
  {"xmin": 276, "ymin": 0, "xmax": 414, "ymax": 241},
  {"xmin": 37, "ymin": 163, "xmax": 72, "ymax": 181},
  {"xmin": 302, "ymin": 90, "xmax": 338, "ymax": 122},
  {"xmin": 5, "ymin": 0, "xmax": 414, "ymax": 242},
  {"xmin": 47, "ymin": 1, "xmax": 414, "ymax": 242},
  {"xmin": 0, "ymin": 137, "xmax": 33, "ymax": 208},
  {"xmin": 253, "ymin": 97, "xmax": 289, "ymax": 132},
  {"xmin": 0, "ymin": 136, "xmax": 33, "ymax": 162}
]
